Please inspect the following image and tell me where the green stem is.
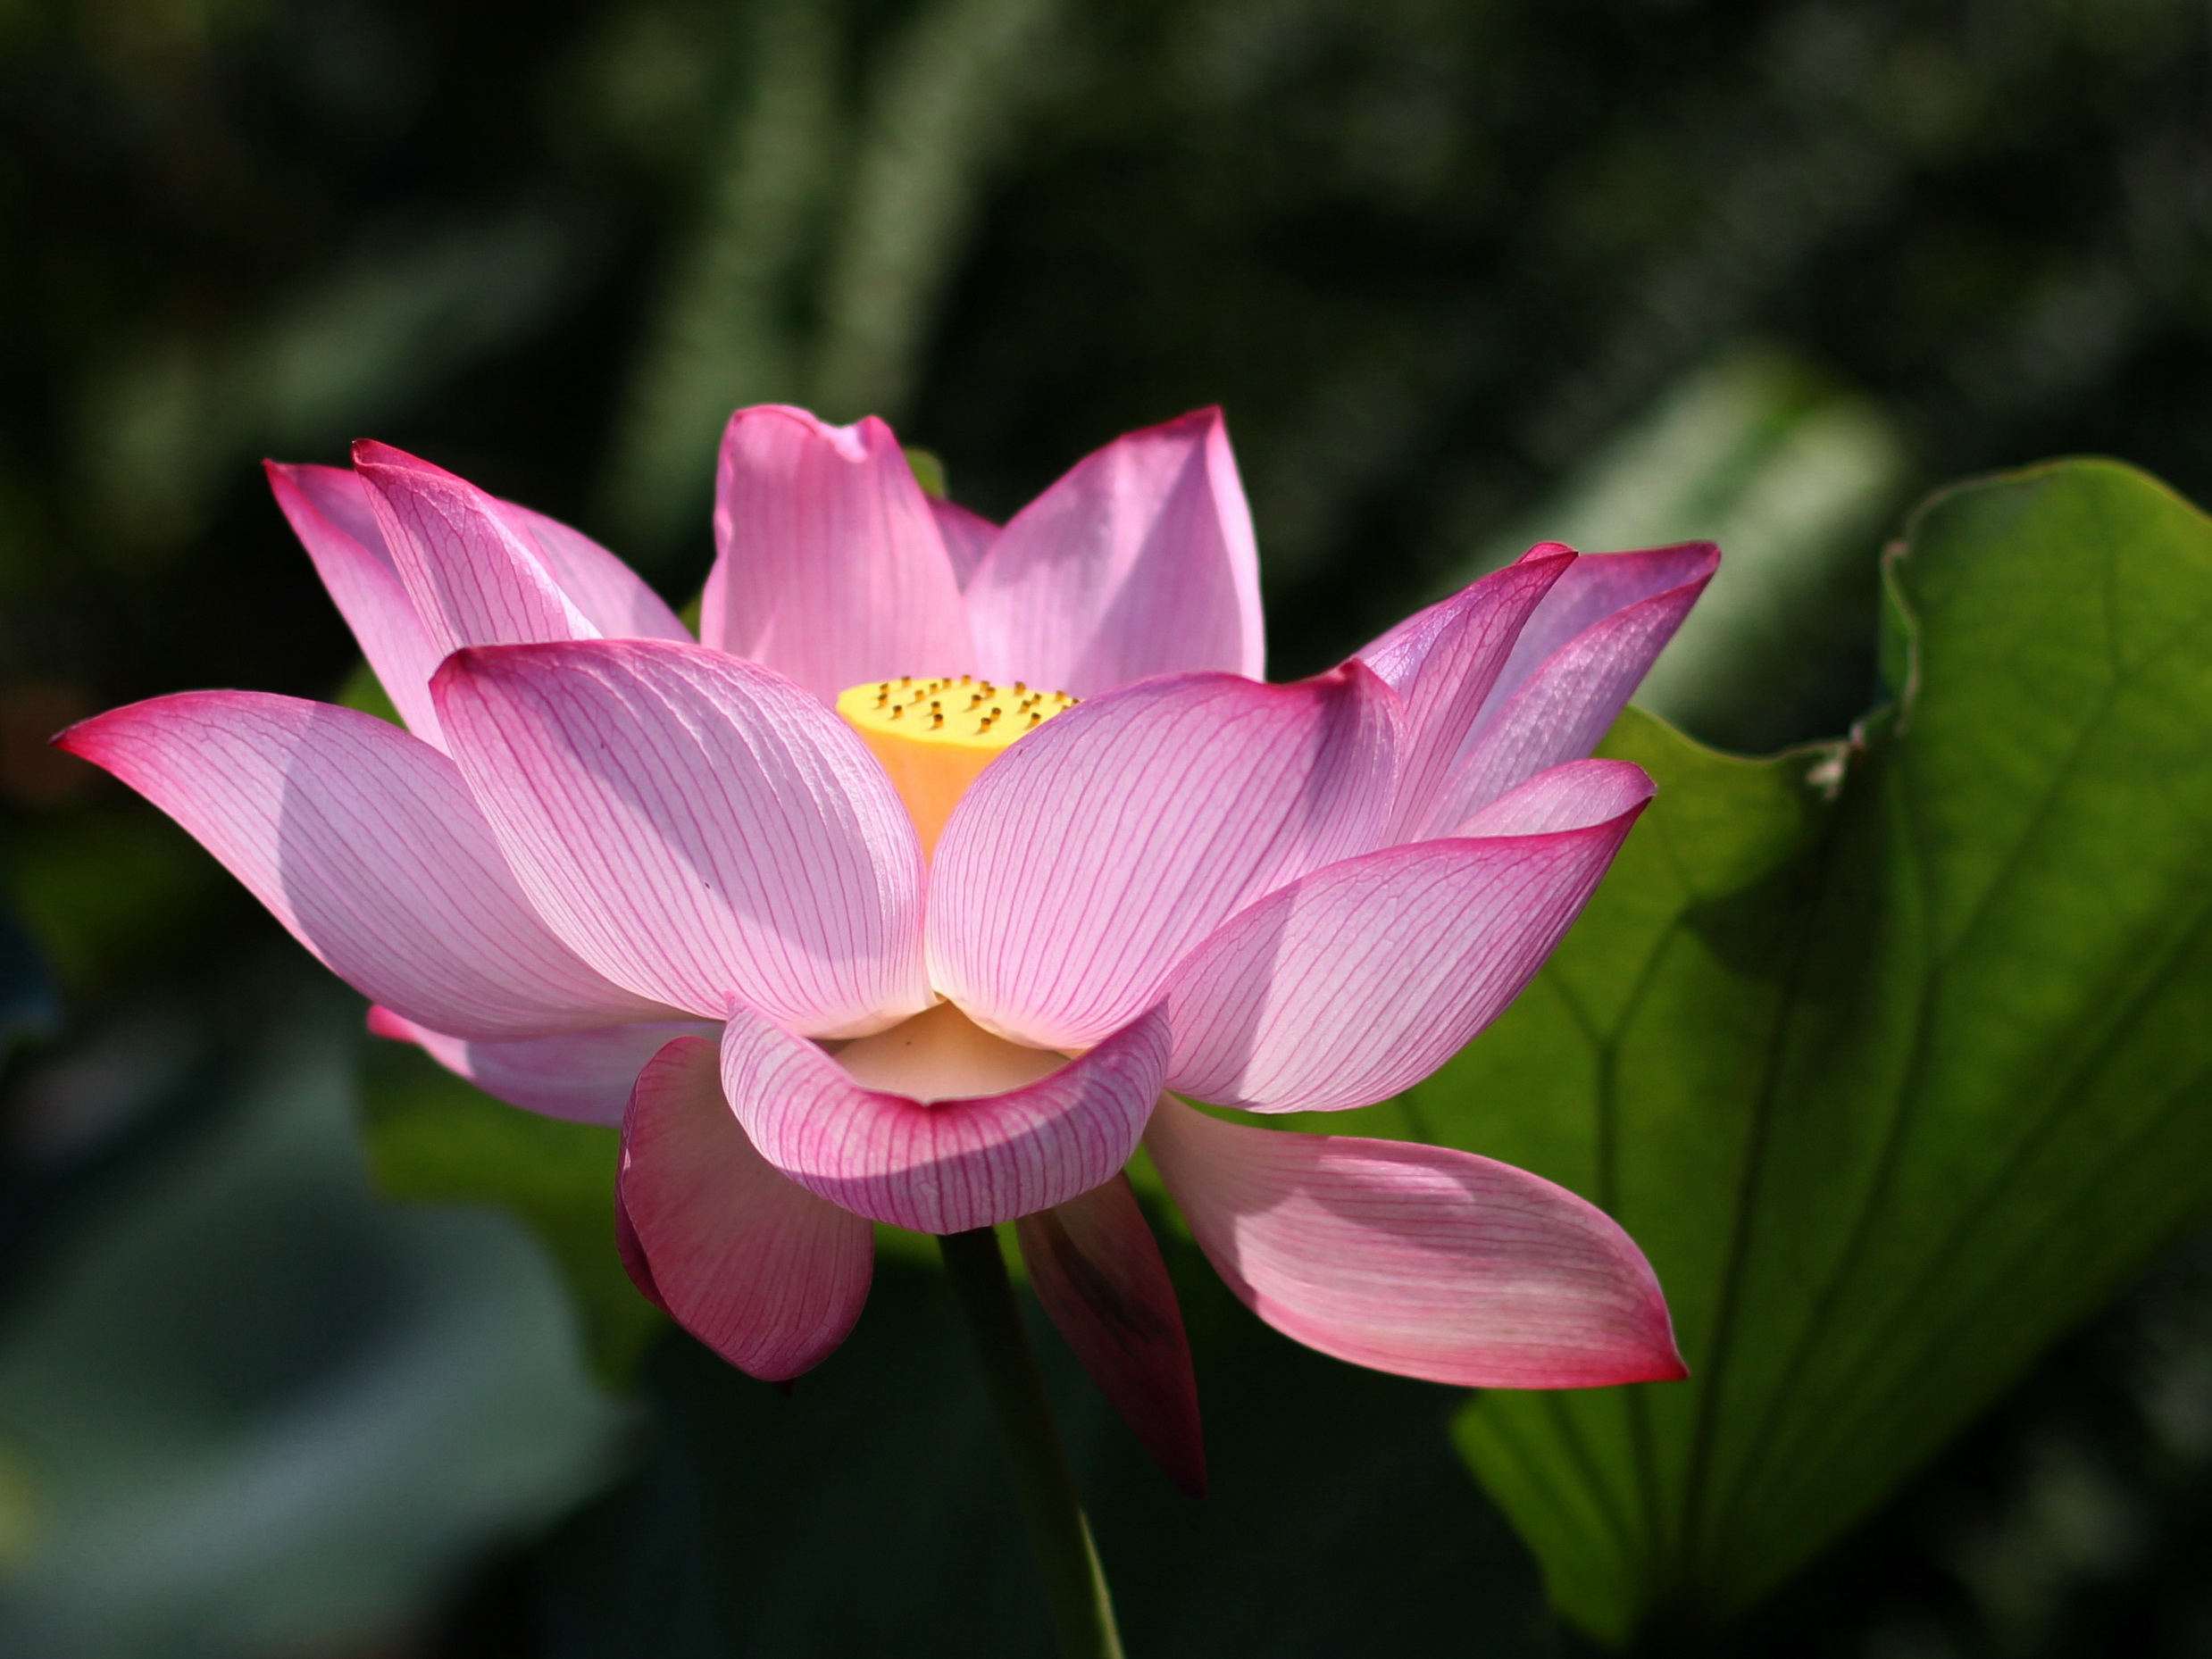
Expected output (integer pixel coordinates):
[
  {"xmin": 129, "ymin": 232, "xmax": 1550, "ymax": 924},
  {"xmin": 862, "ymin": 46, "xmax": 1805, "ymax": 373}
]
[{"xmin": 938, "ymin": 1227, "xmax": 1125, "ymax": 1659}]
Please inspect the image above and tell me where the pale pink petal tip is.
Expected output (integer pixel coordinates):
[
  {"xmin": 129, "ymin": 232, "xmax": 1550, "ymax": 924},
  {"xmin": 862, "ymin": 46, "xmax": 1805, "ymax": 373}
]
[
  {"xmin": 721, "ymin": 1004, "xmax": 1171, "ymax": 1235},
  {"xmin": 1146, "ymin": 1100, "xmax": 1685, "ymax": 1388},
  {"xmin": 1017, "ymin": 1174, "xmax": 1206, "ymax": 1496},
  {"xmin": 621, "ymin": 1037, "xmax": 874, "ymax": 1380}
]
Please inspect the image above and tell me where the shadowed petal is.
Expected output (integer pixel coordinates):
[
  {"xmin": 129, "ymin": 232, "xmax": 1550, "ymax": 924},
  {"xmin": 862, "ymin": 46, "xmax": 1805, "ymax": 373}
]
[
  {"xmin": 368, "ymin": 1005, "xmax": 720, "ymax": 1125},
  {"xmin": 929, "ymin": 666, "xmax": 1398, "ymax": 1051},
  {"xmin": 56, "ymin": 693, "xmax": 674, "ymax": 1039},
  {"xmin": 433, "ymin": 638, "xmax": 930, "ymax": 1038},
  {"xmin": 621, "ymin": 1036, "xmax": 874, "ymax": 1380},
  {"xmin": 931, "ymin": 497, "xmax": 999, "ymax": 589},
  {"xmin": 964, "ymin": 408, "xmax": 1265, "ymax": 694},
  {"xmin": 266, "ymin": 461, "xmax": 450, "ymax": 746},
  {"xmin": 354, "ymin": 440, "xmax": 600, "ymax": 652},
  {"xmin": 1164, "ymin": 761, "xmax": 1652, "ymax": 1113},
  {"xmin": 721, "ymin": 1003, "xmax": 1170, "ymax": 1234},
  {"xmin": 1016, "ymin": 1173, "xmax": 1205, "ymax": 1496},
  {"xmin": 704, "ymin": 406, "xmax": 973, "ymax": 703},
  {"xmin": 1356, "ymin": 546, "xmax": 1573, "ymax": 842},
  {"xmin": 1146, "ymin": 1098, "xmax": 1685, "ymax": 1388},
  {"xmin": 1423, "ymin": 543, "xmax": 1717, "ymax": 829}
]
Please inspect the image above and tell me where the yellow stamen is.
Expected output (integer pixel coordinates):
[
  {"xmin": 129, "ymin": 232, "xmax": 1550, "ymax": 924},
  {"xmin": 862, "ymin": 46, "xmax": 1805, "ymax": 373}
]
[{"xmin": 836, "ymin": 673, "xmax": 1080, "ymax": 855}]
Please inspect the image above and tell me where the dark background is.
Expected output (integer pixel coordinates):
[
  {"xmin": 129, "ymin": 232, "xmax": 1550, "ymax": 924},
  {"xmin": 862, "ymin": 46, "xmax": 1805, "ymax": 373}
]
[{"xmin": 4, "ymin": 2, "xmax": 2212, "ymax": 1654}]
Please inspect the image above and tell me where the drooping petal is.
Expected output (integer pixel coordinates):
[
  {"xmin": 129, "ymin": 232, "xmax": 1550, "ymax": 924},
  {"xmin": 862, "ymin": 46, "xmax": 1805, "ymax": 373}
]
[
  {"xmin": 931, "ymin": 497, "xmax": 999, "ymax": 588},
  {"xmin": 1423, "ymin": 543, "xmax": 1716, "ymax": 829},
  {"xmin": 703, "ymin": 406, "xmax": 973, "ymax": 704},
  {"xmin": 1356, "ymin": 546, "xmax": 1573, "ymax": 843},
  {"xmin": 432, "ymin": 639, "xmax": 931, "ymax": 1038},
  {"xmin": 721, "ymin": 1002, "xmax": 1171, "ymax": 1234},
  {"xmin": 621, "ymin": 1036, "xmax": 874, "ymax": 1380},
  {"xmin": 1164, "ymin": 762, "xmax": 1652, "ymax": 1113},
  {"xmin": 1145, "ymin": 1098, "xmax": 1684, "ymax": 1388},
  {"xmin": 495, "ymin": 499, "xmax": 691, "ymax": 643},
  {"xmin": 367, "ymin": 1005, "xmax": 720, "ymax": 1126},
  {"xmin": 1016, "ymin": 1173, "xmax": 1206, "ymax": 1496},
  {"xmin": 56, "ymin": 693, "xmax": 674, "ymax": 1039},
  {"xmin": 929, "ymin": 667, "xmax": 1398, "ymax": 1051},
  {"xmin": 964, "ymin": 408, "xmax": 1265, "ymax": 694},
  {"xmin": 265, "ymin": 461, "xmax": 450, "ymax": 746}
]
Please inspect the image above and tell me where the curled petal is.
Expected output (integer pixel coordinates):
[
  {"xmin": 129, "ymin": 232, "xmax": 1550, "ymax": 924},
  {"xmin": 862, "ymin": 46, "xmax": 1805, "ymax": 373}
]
[
  {"xmin": 964, "ymin": 407, "xmax": 1265, "ymax": 694},
  {"xmin": 1164, "ymin": 761, "xmax": 1652, "ymax": 1114},
  {"xmin": 1016, "ymin": 1174, "xmax": 1206, "ymax": 1496},
  {"xmin": 721, "ymin": 1003, "xmax": 1170, "ymax": 1234},
  {"xmin": 55, "ymin": 693, "xmax": 672, "ymax": 1039},
  {"xmin": 704, "ymin": 406, "xmax": 974, "ymax": 704},
  {"xmin": 1146, "ymin": 1098, "xmax": 1685, "ymax": 1388},
  {"xmin": 368, "ymin": 1005, "xmax": 720, "ymax": 1126},
  {"xmin": 1425, "ymin": 543, "xmax": 1717, "ymax": 829},
  {"xmin": 353, "ymin": 440, "xmax": 598, "ymax": 653},
  {"xmin": 1356, "ymin": 546, "xmax": 1572, "ymax": 842},
  {"xmin": 930, "ymin": 667, "xmax": 1398, "ymax": 1051},
  {"xmin": 266, "ymin": 462, "xmax": 450, "ymax": 746},
  {"xmin": 432, "ymin": 639, "xmax": 931, "ymax": 1038},
  {"xmin": 495, "ymin": 500, "xmax": 691, "ymax": 643},
  {"xmin": 621, "ymin": 1037, "xmax": 874, "ymax": 1380}
]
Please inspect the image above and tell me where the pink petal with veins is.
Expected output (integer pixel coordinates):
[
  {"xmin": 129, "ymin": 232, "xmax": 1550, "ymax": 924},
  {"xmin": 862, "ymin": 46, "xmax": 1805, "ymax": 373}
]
[
  {"xmin": 1423, "ymin": 543, "xmax": 1716, "ymax": 830},
  {"xmin": 621, "ymin": 1036, "xmax": 873, "ymax": 1380},
  {"xmin": 1146, "ymin": 1098, "xmax": 1685, "ymax": 1388},
  {"xmin": 1164, "ymin": 761, "xmax": 1651, "ymax": 1113},
  {"xmin": 367, "ymin": 1005, "xmax": 720, "ymax": 1126},
  {"xmin": 720, "ymin": 1003, "xmax": 1170, "ymax": 1234},
  {"xmin": 433, "ymin": 639, "xmax": 931, "ymax": 1038},
  {"xmin": 493, "ymin": 499, "xmax": 690, "ymax": 643},
  {"xmin": 353, "ymin": 441, "xmax": 598, "ymax": 653},
  {"xmin": 704, "ymin": 406, "xmax": 973, "ymax": 704},
  {"xmin": 1017, "ymin": 1173, "xmax": 1206, "ymax": 1496},
  {"xmin": 1357, "ymin": 546, "xmax": 1572, "ymax": 843},
  {"xmin": 964, "ymin": 408, "xmax": 1265, "ymax": 694},
  {"xmin": 266, "ymin": 462, "xmax": 449, "ymax": 746},
  {"xmin": 929, "ymin": 666, "xmax": 1398, "ymax": 1051},
  {"xmin": 56, "ymin": 693, "xmax": 672, "ymax": 1039}
]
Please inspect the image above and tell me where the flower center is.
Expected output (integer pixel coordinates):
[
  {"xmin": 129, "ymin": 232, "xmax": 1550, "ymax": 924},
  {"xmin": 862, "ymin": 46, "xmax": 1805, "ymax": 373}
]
[
  {"xmin": 836, "ymin": 674, "xmax": 1079, "ymax": 855},
  {"xmin": 833, "ymin": 999, "xmax": 1065, "ymax": 1100}
]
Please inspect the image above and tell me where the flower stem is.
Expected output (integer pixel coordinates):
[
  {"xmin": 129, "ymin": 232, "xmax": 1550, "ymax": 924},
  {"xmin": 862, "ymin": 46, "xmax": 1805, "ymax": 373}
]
[{"xmin": 939, "ymin": 1226, "xmax": 1126, "ymax": 1659}]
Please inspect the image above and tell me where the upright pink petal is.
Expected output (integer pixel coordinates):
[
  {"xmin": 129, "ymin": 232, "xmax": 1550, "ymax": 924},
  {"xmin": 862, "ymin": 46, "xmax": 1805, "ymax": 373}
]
[
  {"xmin": 265, "ymin": 462, "xmax": 449, "ymax": 746},
  {"xmin": 931, "ymin": 497, "xmax": 1000, "ymax": 589},
  {"xmin": 1016, "ymin": 1174, "xmax": 1206, "ymax": 1496},
  {"xmin": 720, "ymin": 1003, "xmax": 1170, "ymax": 1234},
  {"xmin": 1423, "ymin": 543, "xmax": 1716, "ymax": 828},
  {"xmin": 964, "ymin": 408, "xmax": 1265, "ymax": 695},
  {"xmin": 353, "ymin": 440, "xmax": 598, "ymax": 653},
  {"xmin": 929, "ymin": 667, "xmax": 1398, "ymax": 1051},
  {"xmin": 1164, "ymin": 762, "xmax": 1652, "ymax": 1113},
  {"xmin": 495, "ymin": 500, "xmax": 691, "ymax": 643},
  {"xmin": 621, "ymin": 1037, "xmax": 874, "ymax": 1380},
  {"xmin": 56, "ymin": 694, "xmax": 674, "ymax": 1040},
  {"xmin": 703, "ymin": 406, "xmax": 974, "ymax": 703},
  {"xmin": 367, "ymin": 1005, "xmax": 720, "ymax": 1126},
  {"xmin": 1356, "ymin": 546, "xmax": 1573, "ymax": 843},
  {"xmin": 432, "ymin": 639, "xmax": 930, "ymax": 1038},
  {"xmin": 1146, "ymin": 1099, "xmax": 1684, "ymax": 1388}
]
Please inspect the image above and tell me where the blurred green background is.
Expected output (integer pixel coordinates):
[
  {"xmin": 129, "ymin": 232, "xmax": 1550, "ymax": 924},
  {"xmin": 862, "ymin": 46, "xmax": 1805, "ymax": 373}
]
[{"xmin": 6, "ymin": 0, "xmax": 2212, "ymax": 1655}]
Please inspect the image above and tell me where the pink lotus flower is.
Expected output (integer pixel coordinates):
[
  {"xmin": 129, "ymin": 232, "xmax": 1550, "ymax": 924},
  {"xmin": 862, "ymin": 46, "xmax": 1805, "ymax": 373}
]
[{"xmin": 60, "ymin": 405, "xmax": 1707, "ymax": 1494}]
